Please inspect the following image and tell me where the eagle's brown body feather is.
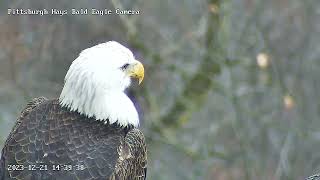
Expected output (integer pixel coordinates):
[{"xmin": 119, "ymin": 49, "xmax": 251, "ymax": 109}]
[{"xmin": 0, "ymin": 97, "xmax": 147, "ymax": 180}]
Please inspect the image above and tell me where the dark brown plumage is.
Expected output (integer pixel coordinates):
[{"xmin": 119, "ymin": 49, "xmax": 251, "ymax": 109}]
[{"xmin": 0, "ymin": 97, "xmax": 147, "ymax": 180}]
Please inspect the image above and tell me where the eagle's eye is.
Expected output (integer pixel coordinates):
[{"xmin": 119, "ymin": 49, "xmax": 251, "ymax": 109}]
[{"xmin": 121, "ymin": 63, "xmax": 130, "ymax": 70}]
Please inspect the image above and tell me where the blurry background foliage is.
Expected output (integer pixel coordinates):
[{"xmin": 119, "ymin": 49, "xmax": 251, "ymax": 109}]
[{"xmin": 0, "ymin": 0, "xmax": 320, "ymax": 179}]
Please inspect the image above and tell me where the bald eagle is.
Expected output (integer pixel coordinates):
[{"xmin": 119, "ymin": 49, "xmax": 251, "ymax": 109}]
[{"xmin": 0, "ymin": 41, "xmax": 147, "ymax": 180}]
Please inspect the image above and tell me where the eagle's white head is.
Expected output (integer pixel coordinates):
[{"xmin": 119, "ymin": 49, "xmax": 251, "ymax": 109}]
[{"xmin": 59, "ymin": 41, "xmax": 144, "ymax": 127}]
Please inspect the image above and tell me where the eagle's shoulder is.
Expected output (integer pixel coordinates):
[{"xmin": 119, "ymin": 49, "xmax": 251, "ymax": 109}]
[
  {"xmin": 5, "ymin": 96, "xmax": 48, "ymax": 144},
  {"xmin": 19, "ymin": 97, "xmax": 49, "ymax": 119},
  {"xmin": 0, "ymin": 97, "xmax": 48, "ymax": 179},
  {"xmin": 110, "ymin": 128, "xmax": 147, "ymax": 180}
]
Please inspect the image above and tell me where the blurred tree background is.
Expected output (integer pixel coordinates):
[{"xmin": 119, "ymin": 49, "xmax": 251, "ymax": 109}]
[{"xmin": 0, "ymin": 0, "xmax": 320, "ymax": 179}]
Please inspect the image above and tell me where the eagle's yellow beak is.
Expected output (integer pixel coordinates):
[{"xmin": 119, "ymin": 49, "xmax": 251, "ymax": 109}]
[{"xmin": 126, "ymin": 60, "xmax": 144, "ymax": 84}]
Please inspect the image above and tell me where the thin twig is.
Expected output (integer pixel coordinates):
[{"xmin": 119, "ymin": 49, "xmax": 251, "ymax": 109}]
[
  {"xmin": 110, "ymin": 0, "xmax": 137, "ymax": 36},
  {"xmin": 274, "ymin": 133, "xmax": 292, "ymax": 180}
]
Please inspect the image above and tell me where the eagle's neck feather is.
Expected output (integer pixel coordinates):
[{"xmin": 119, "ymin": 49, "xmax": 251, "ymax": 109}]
[{"xmin": 58, "ymin": 68, "xmax": 139, "ymax": 127}]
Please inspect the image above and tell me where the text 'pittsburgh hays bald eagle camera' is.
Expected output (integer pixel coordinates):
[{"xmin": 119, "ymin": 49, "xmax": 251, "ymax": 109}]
[{"xmin": 0, "ymin": 41, "xmax": 147, "ymax": 180}]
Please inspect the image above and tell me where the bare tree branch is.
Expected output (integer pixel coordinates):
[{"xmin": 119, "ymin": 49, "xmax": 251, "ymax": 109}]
[{"xmin": 153, "ymin": 0, "xmax": 222, "ymax": 131}]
